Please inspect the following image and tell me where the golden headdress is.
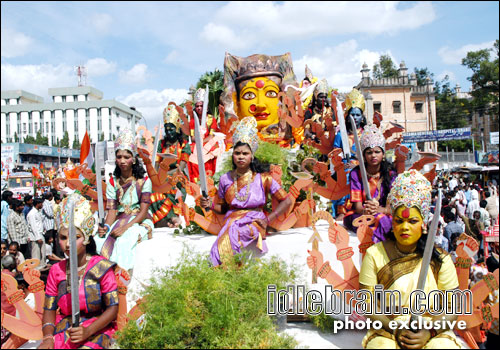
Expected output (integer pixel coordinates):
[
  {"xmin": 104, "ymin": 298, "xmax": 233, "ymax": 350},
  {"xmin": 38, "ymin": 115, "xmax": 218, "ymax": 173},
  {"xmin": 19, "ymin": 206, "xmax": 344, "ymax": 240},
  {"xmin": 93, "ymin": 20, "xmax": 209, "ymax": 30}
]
[
  {"xmin": 58, "ymin": 193, "xmax": 97, "ymax": 244},
  {"xmin": 314, "ymin": 79, "xmax": 329, "ymax": 98},
  {"xmin": 232, "ymin": 116, "xmax": 259, "ymax": 154},
  {"xmin": 388, "ymin": 169, "xmax": 432, "ymax": 223},
  {"xmin": 194, "ymin": 88, "xmax": 205, "ymax": 104},
  {"xmin": 344, "ymin": 88, "xmax": 365, "ymax": 114},
  {"xmin": 163, "ymin": 104, "xmax": 181, "ymax": 132},
  {"xmin": 114, "ymin": 128, "xmax": 137, "ymax": 156}
]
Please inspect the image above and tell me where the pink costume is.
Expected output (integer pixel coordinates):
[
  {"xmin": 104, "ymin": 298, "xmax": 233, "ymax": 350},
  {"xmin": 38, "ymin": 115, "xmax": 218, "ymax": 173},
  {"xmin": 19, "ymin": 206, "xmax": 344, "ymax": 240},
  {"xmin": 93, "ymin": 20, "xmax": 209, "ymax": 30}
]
[{"xmin": 43, "ymin": 255, "xmax": 118, "ymax": 349}]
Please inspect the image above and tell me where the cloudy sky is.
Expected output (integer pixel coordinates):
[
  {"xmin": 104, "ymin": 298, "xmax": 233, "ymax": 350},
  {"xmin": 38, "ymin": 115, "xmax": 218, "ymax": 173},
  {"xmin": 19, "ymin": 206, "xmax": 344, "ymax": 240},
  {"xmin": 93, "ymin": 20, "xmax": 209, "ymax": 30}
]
[{"xmin": 1, "ymin": 1, "xmax": 498, "ymax": 129}]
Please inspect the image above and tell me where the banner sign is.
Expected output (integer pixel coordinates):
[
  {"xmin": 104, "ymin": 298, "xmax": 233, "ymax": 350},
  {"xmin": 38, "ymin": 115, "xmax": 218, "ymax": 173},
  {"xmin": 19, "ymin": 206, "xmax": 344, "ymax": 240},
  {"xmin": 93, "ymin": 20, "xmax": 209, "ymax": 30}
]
[
  {"xmin": 491, "ymin": 131, "xmax": 499, "ymax": 145},
  {"xmin": 402, "ymin": 127, "xmax": 471, "ymax": 143}
]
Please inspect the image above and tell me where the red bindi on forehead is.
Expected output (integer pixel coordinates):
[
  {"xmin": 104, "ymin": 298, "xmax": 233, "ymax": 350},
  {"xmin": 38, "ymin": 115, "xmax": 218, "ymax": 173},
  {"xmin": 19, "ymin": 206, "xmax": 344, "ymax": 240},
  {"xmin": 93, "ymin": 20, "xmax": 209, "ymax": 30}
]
[
  {"xmin": 255, "ymin": 80, "xmax": 265, "ymax": 89},
  {"xmin": 402, "ymin": 208, "xmax": 410, "ymax": 218}
]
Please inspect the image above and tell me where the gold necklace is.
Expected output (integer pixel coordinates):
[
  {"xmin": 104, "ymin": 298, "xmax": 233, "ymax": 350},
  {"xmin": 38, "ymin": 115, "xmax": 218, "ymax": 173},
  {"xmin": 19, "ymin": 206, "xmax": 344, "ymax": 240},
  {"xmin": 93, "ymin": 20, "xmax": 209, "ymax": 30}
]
[
  {"xmin": 394, "ymin": 242, "xmax": 415, "ymax": 257},
  {"xmin": 233, "ymin": 171, "xmax": 252, "ymax": 202}
]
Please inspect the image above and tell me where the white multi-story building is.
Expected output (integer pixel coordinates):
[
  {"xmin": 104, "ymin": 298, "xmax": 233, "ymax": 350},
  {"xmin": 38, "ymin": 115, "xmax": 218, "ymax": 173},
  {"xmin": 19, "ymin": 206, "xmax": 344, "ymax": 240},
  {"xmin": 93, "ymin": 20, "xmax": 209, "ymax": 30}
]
[{"xmin": 1, "ymin": 86, "xmax": 142, "ymax": 147}]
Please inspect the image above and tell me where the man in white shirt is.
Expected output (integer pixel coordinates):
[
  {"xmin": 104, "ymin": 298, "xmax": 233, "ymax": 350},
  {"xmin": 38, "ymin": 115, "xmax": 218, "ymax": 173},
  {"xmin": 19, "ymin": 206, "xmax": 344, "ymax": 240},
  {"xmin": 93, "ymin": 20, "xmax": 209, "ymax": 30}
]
[
  {"xmin": 448, "ymin": 175, "xmax": 458, "ymax": 192},
  {"xmin": 26, "ymin": 197, "xmax": 46, "ymax": 270}
]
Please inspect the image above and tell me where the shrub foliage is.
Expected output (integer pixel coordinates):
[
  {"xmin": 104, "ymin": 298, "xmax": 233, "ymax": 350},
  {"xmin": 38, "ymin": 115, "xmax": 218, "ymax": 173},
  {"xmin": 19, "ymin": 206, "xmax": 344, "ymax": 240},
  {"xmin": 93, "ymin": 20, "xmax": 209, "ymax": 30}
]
[{"xmin": 117, "ymin": 252, "xmax": 298, "ymax": 349}]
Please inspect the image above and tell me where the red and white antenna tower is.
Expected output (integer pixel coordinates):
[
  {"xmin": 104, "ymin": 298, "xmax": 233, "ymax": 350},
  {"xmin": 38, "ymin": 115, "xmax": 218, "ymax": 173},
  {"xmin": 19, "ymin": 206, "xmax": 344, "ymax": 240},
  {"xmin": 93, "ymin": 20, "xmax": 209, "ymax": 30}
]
[{"xmin": 75, "ymin": 64, "xmax": 87, "ymax": 87}]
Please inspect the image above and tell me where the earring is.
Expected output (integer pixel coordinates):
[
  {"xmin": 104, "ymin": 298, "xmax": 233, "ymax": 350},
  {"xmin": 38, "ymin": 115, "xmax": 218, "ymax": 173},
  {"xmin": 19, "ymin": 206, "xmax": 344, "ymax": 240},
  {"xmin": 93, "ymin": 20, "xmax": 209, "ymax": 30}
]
[{"xmin": 422, "ymin": 224, "xmax": 428, "ymax": 235}]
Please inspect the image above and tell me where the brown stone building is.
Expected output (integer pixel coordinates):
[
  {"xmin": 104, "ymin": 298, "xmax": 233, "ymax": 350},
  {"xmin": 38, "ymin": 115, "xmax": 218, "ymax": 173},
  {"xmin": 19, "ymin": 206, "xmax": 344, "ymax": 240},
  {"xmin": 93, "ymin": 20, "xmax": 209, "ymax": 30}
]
[{"xmin": 355, "ymin": 61, "xmax": 437, "ymax": 151}]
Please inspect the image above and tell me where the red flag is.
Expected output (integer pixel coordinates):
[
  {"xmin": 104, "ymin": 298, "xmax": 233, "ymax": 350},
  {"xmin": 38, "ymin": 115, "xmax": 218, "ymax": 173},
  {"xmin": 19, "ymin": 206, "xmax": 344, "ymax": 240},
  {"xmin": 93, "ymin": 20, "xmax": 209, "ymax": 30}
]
[{"xmin": 32, "ymin": 167, "xmax": 40, "ymax": 179}]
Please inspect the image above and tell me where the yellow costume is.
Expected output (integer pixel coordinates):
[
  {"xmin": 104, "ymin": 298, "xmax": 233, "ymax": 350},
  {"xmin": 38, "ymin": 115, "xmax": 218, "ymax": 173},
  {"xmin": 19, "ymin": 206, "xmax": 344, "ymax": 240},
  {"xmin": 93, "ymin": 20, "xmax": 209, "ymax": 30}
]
[
  {"xmin": 359, "ymin": 241, "xmax": 461, "ymax": 349},
  {"xmin": 359, "ymin": 170, "xmax": 461, "ymax": 349}
]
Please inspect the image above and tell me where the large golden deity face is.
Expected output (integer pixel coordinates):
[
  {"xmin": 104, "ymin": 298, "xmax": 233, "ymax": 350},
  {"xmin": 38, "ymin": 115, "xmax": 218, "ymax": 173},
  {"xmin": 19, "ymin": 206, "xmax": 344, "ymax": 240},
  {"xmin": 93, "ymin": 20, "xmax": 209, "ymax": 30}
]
[
  {"xmin": 237, "ymin": 77, "xmax": 280, "ymax": 131},
  {"xmin": 393, "ymin": 206, "xmax": 424, "ymax": 247}
]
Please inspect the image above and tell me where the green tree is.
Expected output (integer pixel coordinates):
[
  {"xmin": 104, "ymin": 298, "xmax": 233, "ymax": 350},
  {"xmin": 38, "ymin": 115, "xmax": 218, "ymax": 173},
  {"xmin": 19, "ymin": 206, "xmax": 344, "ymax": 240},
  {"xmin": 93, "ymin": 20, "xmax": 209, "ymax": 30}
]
[
  {"xmin": 372, "ymin": 54, "xmax": 398, "ymax": 80},
  {"xmin": 195, "ymin": 69, "xmax": 224, "ymax": 118},
  {"xmin": 72, "ymin": 138, "xmax": 81, "ymax": 149},
  {"xmin": 98, "ymin": 132, "xmax": 105, "ymax": 142},
  {"xmin": 462, "ymin": 39, "xmax": 499, "ymax": 116},
  {"xmin": 413, "ymin": 67, "xmax": 434, "ymax": 86},
  {"xmin": 35, "ymin": 131, "xmax": 49, "ymax": 146},
  {"xmin": 60, "ymin": 131, "xmax": 70, "ymax": 148},
  {"xmin": 434, "ymin": 75, "xmax": 475, "ymax": 151},
  {"xmin": 14, "ymin": 132, "xmax": 19, "ymax": 142},
  {"xmin": 24, "ymin": 135, "xmax": 36, "ymax": 144}
]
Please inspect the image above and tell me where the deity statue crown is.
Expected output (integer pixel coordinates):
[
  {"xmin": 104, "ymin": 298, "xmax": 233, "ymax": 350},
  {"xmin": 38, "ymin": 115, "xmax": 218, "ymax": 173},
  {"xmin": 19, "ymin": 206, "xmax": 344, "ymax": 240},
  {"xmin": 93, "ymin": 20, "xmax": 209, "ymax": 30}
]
[
  {"xmin": 114, "ymin": 128, "xmax": 137, "ymax": 156},
  {"xmin": 360, "ymin": 124, "xmax": 385, "ymax": 153},
  {"xmin": 58, "ymin": 193, "xmax": 97, "ymax": 244},
  {"xmin": 163, "ymin": 104, "xmax": 182, "ymax": 132},
  {"xmin": 234, "ymin": 57, "xmax": 283, "ymax": 86},
  {"xmin": 388, "ymin": 169, "xmax": 432, "ymax": 223},
  {"xmin": 233, "ymin": 116, "xmax": 259, "ymax": 154},
  {"xmin": 344, "ymin": 88, "xmax": 366, "ymax": 113}
]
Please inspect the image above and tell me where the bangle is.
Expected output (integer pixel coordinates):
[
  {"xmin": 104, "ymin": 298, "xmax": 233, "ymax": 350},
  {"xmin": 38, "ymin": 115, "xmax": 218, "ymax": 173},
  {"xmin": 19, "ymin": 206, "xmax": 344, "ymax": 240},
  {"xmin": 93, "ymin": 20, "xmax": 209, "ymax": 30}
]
[
  {"xmin": 104, "ymin": 224, "xmax": 111, "ymax": 233},
  {"xmin": 318, "ymin": 261, "xmax": 332, "ymax": 278},
  {"xmin": 42, "ymin": 322, "xmax": 56, "ymax": 330},
  {"xmin": 43, "ymin": 334, "xmax": 55, "ymax": 342}
]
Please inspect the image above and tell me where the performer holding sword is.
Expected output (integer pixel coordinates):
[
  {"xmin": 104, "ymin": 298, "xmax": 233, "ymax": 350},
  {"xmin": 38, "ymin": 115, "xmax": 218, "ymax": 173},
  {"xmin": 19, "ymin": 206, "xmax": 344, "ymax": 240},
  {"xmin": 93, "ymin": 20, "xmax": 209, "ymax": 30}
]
[
  {"xmin": 39, "ymin": 193, "xmax": 118, "ymax": 349},
  {"xmin": 359, "ymin": 170, "xmax": 461, "ymax": 349}
]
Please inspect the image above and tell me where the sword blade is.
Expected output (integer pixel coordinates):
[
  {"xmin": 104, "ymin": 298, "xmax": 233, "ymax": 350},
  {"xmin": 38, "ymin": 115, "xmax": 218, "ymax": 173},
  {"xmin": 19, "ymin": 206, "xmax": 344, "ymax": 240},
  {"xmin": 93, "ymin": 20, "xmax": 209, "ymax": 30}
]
[
  {"xmin": 194, "ymin": 108, "xmax": 208, "ymax": 197},
  {"xmin": 151, "ymin": 121, "xmax": 162, "ymax": 169},
  {"xmin": 348, "ymin": 115, "xmax": 371, "ymax": 200},
  {"xmin": 336, "ymin": 97, "xmax": 351, "ymax": 160},
  {"xmin": 94, "ymin": 142, "xmax": 105, "ymax": 225},
  {"xmin": 201, "ymin": 84, "xmax": 209, "ymax": 133},
  {"xmin": 410, "ymin": 189, "xmax": 442, "ymax": 324},
  {"xmin": 67, "ymin": 197, "xmax": 80, "ymax": 327}
]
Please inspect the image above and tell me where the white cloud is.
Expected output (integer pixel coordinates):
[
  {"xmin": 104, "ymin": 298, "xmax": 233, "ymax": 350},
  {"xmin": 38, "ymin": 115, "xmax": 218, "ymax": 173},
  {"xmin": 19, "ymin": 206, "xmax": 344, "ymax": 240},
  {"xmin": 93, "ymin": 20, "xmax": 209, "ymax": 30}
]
[
  {"xmin": 1, "ymin": 28, "xmax": 35, "ymax": 58},
  {"xmin": 438, "ymin": 41, "xmax": 495, "ymax": 65},
  {"xmin": 293, "ymin": 40, "xmax": 390, "ymax": 92},
  {"xmin": 200, "ymin": 23, "xmax": 248, "ymax": 50},
  {"xmin": 437, "ymin": 70, "xmax": 457, "ymax": 83},
  {"xmin": 164, "ymin": 50, "xmax": 180, "ymax": 64},
  {"xmin": 86, "ymin": 58, "xmax": 116, "ymax": 76},
  {"xmin": 1, "ymin": 63, "xmax": 75, "ymax": 100},
  {"xmin": 89, "ymin": 13, "xmax": 113, "ymax": 33},
  {"xmin": 119, "ymin": 64, "xmax": 148, "ymax": 85},
  {"xmin": 118, "ymin": 88, "xmax": 190, "ymax": 128},
  {"xmin": 201, "ymin": 1, "xmax": 436, "ymax": 48}
]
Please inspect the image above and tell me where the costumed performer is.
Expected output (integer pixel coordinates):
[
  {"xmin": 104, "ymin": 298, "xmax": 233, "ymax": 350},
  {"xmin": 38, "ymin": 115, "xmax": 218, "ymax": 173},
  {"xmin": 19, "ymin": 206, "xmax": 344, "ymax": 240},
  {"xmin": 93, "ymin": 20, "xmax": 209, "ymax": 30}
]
[
  {"xmin": 38, "ymin": 193, "xmax": 118, "ymax": 349},
  {"xmin": 303, "ymin": 78, "xmax": 334, "ymax": 145},
  {"xmin": 200, "ymin": 117, "xmax": 293, "ymax": 266},
  {"xmin": 359, "ymin": 169, "xmax": 460, "ymax": 349},
  {"xmin": 188, "ymin": 87, "xmax": 220, "ymax": 183},
  {"xmin": 94, "ymin": 129, "xmax": 154, "ymax": 271},
  {"xmin": 138, "ymin": 104, "xmax": 190, "ymax": 228},
  {"xmin": 221, "ymin": 52, "xmax": 298, "ymax": 146},
  {"xmin": 343, "ymin": 124, "xmax": 396, "ymax": 243},
  {"xmin": 331, "ymin": 88, "xmax": 368, "ymax": 220}
]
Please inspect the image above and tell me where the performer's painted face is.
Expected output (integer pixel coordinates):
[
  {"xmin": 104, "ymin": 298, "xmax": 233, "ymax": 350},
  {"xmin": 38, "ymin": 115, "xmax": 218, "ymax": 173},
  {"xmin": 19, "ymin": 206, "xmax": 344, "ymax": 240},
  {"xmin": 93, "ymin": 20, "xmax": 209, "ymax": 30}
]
[
  {"xmin": 59, "ymin": 228, "xmax": 86, "ymax": 258},
  {"xmin": 232, "ymin": 144, "xmax": 253, "ymax": 171},
  {"xmin": 194, "ymin": 101, "xmax": 203, "ymax": 119},
  {"xmin": 238, "ymin": 77, "xmax": 280, "ymax": 131},
  {"xmin": 315, "ymin": 93, "xmax": 329, "ymax": 110},
  {"xmin": 349, "ymin": 107, "xmax": 364, "ymax": 128},
  {"xmin": 164, "ymin": 123, "xmax": 178, "ymax": 144},
  {"xmin": 393, "ymin": 207, "xmax": 424, "ymax": 247},
  {"xmin": 302, "ymin": 79, "xmax": 311, "ymax": 88},
  {"xmin": 363, "ymin": 147, "xmax": 384, "ymax": 167},
  {"xmin": 115, "ymin": 150, "xmax": 134, "ymax": 172}
]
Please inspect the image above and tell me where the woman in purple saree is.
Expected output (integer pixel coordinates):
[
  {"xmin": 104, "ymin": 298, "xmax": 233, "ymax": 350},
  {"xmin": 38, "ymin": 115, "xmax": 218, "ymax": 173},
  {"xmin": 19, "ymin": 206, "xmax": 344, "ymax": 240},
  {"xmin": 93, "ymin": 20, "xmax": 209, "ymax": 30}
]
[{"xmin": 201, "ymin": 117, "xmax": 292, "ymax": 266}]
